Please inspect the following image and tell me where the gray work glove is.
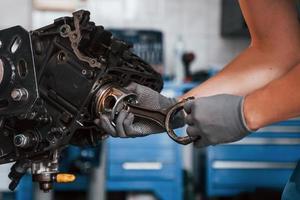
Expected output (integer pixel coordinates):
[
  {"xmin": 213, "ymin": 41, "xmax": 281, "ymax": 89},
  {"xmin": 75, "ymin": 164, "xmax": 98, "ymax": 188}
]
[
  {"xmin": 95, "ymin": 82, "xmax": 185, "ymax": 138},
  {"xmin": 184, "ymin": 94, "xmax": 251, "ymax": 147}
]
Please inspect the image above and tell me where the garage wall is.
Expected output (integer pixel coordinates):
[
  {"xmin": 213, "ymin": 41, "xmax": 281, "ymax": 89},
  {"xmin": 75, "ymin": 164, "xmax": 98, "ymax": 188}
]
[
  {"xmin": 4, "ymin": 0, "xmax": 250, "ymax": 75},
  {"xmin": 85, "ymin": 0, "xmax": 250, "ymax": 75},
  {"xmin": 0, "ymin": 0, "xmax": 32, "ymax": 29}
]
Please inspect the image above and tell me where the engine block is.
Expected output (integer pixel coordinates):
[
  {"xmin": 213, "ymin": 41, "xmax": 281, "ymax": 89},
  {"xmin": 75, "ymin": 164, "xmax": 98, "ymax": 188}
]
[{"xmin": 0, "ymin": 10, "xmax": 163, "ymax": 191}]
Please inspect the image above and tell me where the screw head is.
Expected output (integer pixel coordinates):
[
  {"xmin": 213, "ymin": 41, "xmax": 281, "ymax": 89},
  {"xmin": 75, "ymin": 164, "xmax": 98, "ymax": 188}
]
[
  {"xmin": 11, "ymin": 88, "xmax": 28, "ymax": 101},
  {"xmin": 14, "ymin": 134, "xmax": 28, "ymax": 147}
]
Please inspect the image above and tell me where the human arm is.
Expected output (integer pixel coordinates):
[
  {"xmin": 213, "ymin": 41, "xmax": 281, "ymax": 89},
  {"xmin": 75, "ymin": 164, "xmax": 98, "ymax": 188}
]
[
  {"xmin": 184, "ymin": 61, "xmax": 300, "ymax": 147},
  {"xmin": 244, "ymin": 63, "xmax": 300, "ymax": 130},
  {"xmin": 180, "ymin": 0, "xmax": 300, "ymax": 146},
  {"xmin": 182, "ymin": 0, "xmax": 300, "ymax": 99}
]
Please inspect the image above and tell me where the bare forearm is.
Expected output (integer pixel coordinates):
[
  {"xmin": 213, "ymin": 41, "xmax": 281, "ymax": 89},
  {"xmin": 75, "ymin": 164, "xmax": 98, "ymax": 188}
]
[
  {"xmin": 182, "ymin": 46, "xmax": 300, "ymax": 99},
  {"xmin": 181, "ymin": 0, "xmax": 300, "ymax": 100},
  {"xmin": 244, "ymin": 63, "xmax": 300, "ymax": 130}
]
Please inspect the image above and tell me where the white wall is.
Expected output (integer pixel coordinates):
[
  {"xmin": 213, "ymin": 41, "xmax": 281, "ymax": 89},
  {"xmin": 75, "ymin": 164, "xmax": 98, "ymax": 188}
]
[
  {"xmin": 0, "ymin": 0, "xmax": 32, "ymax": 29},
  {"xmin": 31, "ymin": 0, "xmax": 250, "ymax": 75},
  {"xmin": 0, "ymin": 164, "xmax": 12, "ymax": 192},
  {"xmin": 85, "ymin": 0, "xmax": 250, "ymax": 74},
  {"xmin": 0, "ymin": 0, "xmax": 251, "ymax": 74}
]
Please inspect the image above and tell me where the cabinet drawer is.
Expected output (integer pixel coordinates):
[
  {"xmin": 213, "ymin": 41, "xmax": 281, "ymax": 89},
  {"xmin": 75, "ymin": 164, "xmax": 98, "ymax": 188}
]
[
  {"xmin": 210, "ymin": 167, "xmax": 293, "ymax": 189},
  {"xmin": 108, "ymin": 162, "xmax": 177, "ymax": 180},
  {"xmin": 108, "ymin": 147, "xmax": 176, "ymax": 164},
  {"xmin": 208, "ymin": 140, "xmax": 300, "ymax": 162}
]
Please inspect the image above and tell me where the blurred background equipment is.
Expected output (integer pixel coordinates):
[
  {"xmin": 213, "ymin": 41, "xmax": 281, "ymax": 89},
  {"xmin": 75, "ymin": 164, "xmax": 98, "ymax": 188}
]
[
  {"xmin": 109, "ymin": 29, "xmax": 164, "ymax": 74},
  {"xmin": 173, "ymin": 35, "xmax": 185, "ymax": 85},
  {"xmin": 182, "ymin": 52, "xmax": 195, "ymax": 82},
  {"xmin": 221, "ymin": 0, "xmax": 250, "ymax": 38}
]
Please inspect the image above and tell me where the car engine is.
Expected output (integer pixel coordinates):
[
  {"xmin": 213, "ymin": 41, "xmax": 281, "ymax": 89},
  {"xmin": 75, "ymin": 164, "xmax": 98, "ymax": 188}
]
[{"xmin": 0, "ymin": 10, "xmax": 163, "ymax": 191}]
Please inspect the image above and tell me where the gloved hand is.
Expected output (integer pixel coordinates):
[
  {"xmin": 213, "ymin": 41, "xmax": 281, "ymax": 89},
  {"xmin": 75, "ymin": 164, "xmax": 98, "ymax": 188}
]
[
  {"xmin": 184, "ymin": 94, "xmax": 252, "ymax": 147},
  {"xmin": 95, "ymin": 82, "xmax": 185, "ymax": 138}
]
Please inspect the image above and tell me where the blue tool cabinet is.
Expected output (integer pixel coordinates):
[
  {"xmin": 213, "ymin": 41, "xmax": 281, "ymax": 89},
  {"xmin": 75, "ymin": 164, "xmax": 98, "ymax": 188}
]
[
  {"xmin": 106, "ymin": 133, "xmax": 183, "ymax": 200},
  {"xmin": 206, "ymin": 118, "xmax": 300, "ymax": 197}
]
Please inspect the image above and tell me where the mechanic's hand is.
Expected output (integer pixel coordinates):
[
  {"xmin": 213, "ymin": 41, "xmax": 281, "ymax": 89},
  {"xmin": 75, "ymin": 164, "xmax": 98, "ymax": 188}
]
[
  {"xmin": 184, "ymin": 94, "xmax": 252, "ymax": 147},
  {"xmin": 95, "ymin": 82, "xmax": 185, "ymax": 138}
]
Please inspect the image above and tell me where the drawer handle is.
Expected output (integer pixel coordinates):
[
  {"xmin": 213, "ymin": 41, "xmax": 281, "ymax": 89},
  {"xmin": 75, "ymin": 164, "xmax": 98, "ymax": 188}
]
[
  {"xmin": 256, "ymin": 126, "xmax": 300, "ymax": 133},
  {"xmin": 122, "ymin": 162, "xmax": 162, "ymax": 170},
  {"xmin": 225, "ymin": 138, "xmax": 300, "ymax": 145},
  {"xmin": 212, "ymin": 161, "xmax": 296, "ymax": 169}
]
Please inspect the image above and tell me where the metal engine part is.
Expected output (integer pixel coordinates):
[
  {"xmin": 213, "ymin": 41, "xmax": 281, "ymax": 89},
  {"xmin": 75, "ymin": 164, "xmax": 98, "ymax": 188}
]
[
  {"xmin": 95, "ymin": 83, "xmax": 138, "ymax": 123},
  {"xmin": 31, "ymin": 150, "xmax": 59, "ymax": 192},
  {"xmin": 95, "ymin": 83, "xmax": 198, "ymax": 145},
  {"xmin": 0, "ymin": 10, "xmax": 163, "ymax": 191}
]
